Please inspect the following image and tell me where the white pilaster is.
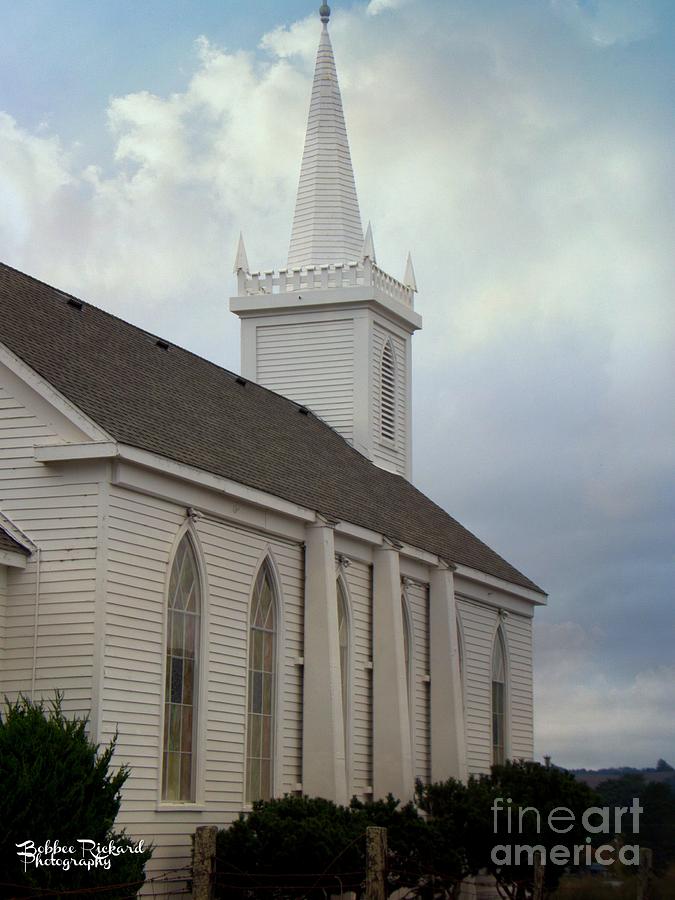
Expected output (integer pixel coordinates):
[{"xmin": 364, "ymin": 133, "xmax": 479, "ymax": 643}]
[
  {"xmin": 302, "ymin": 519, "xmax": 348, "ymax": 803},
  {"xmin": 429, "ymin": 563, "xmax": 467, "ymax": 783},
  {"xmin": 372, "ymin": 544, "xmax": 414, "ymax": 800}
]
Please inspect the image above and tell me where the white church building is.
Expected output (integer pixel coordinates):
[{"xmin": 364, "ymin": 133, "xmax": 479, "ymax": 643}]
[{"xmin": 0, "ymin": 2, "xmax": 546, "ymax": 879}]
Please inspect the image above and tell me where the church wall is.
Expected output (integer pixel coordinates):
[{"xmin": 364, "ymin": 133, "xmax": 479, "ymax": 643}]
[
  {"xmin": 406, "ymin": 579, "xmax": 432, "ymax": 786},
  {"xmin": 457, "ymin": 596, "xmax": 495, "ymax": 774},
  {"xmin": 371, "ymin": 321, "xmax": 408, "ymax": 476},
  {"xmin": 254, "ymin": 316, "xmax": 355, "ymax": 442},
  {"xmin": 0, "ymin": 377, "xmax": 98, "ymax": 717},
  {"xmin": 503, "ymin": 612, "xmax": 534, "ymax": 759},
  {"xmin": 101, "ymin": 483, "xmax": 304, "ymax": 876},
  {"xmin": 342, "ymin": 558, "xmax": 373, "ymax": 797},
  {"xmin": 457, "ymin": 595, "xmax": 534, "ymax": 774}
]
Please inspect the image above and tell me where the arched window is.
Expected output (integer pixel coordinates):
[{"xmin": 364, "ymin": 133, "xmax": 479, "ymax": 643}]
[
  {"xmin": 246, "ymin": 560, "xmax": 277, "ymax": 803},
  {"xmin": 336, "ymin": 577, "xmax": 349, "ymax": 744},
  {"xmin": 162, "ymin": 533, "xmax": 201, "ymax": 802},
  {"xmin": 380, "ymin": 340, "xmax": 396, "ymax": 441},
  {"xmin": 492, "ymin": 629, "xmax": 507, "ymax": 766},
  {"xmin": 401, "ymin": 592, "xmax": 413, "ymax": 702}
]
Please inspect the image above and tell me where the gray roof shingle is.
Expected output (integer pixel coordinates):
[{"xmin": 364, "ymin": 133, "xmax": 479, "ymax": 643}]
[{"xmin": 0, "ymin": 262, "xmax": 544, "ymax": 594}]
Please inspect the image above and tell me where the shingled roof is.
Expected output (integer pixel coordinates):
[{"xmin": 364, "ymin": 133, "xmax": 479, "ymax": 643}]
[
  {"xmin": 0, "ymin": 523, "xmax": 30, "ymax": 557},
  {"xmin": 0, "ymin": 262, "xmax": 544, "ymax": 594}
]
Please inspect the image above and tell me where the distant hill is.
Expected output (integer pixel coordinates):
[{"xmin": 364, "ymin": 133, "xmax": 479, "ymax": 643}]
[{"xmin": 570, "ymin": 759, "xmax": 675, "ymax": 790}]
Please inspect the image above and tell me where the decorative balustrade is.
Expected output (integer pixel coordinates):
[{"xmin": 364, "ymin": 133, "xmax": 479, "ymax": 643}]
[{"xmin": 236, "ymin": 259, "xmax": 414, "ymax": 309}]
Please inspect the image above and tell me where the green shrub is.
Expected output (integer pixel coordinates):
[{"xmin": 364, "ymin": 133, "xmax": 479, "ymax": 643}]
[
  {"xmin": 0, "ymin": 694, "xmax": 152, "ymax": 898},
  {"xmin": 215, "ymin": 763, "xmax": 603, "ymax": 899}
]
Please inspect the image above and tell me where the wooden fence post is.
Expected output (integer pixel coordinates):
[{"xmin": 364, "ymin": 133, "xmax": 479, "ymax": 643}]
[
  {"xmin": 533, "ymin": 849, "xmax": 545, "ymax": 900},
  {"xmin": 193, "ymin": 825, "xmax": 217, "ymax": 900},
  {"xmin": 365, "ymin": 826, "xmax": 387, "ymax": 900},
  {"xmin": 637, "ymin": 847, "xmax": 653, "ymax": 900}
]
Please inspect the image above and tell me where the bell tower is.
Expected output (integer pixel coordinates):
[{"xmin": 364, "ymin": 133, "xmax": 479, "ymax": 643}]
[{"xmin": 230, "ymin": 3, "xmax": 421, "ymax": 480}]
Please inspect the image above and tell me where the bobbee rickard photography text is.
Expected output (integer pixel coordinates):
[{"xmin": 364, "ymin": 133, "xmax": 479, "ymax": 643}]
[{"xmin": 16, "ymin": 838, "xmax": 147, "ymax": 873}]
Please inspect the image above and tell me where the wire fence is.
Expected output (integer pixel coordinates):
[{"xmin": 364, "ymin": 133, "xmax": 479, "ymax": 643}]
[{"xmin": 0, "ymin": 866, "xmax": 191, "ymax": 900}]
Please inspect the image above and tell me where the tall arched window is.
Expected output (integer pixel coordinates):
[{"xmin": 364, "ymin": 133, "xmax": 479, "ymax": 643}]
[
  {"xmin": 246, "ymin": 561, "xmax": 277, "ymax": 803},
  {"xmin": 401, "ymin": 592, "xmax": 413, "ymax": 703},
  {"xmin": 336, "ymin": 577, "xmax": 349, "ymax": 745},
  {"xmin": 163, "ymin": 533, "xmax": 201, "ymax": 802},
  {"xmin": 380, "ymin": 340, "xmax": 396, "ymax": 441},
  {"xmin": 492, "ymin": 629, "xmax": 507, "ymax": 766}
]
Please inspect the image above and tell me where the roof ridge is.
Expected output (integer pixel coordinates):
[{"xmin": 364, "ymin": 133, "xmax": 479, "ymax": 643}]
[
  {"xmin": 0, "ymin": 261, "xmax": 345, "ymax": 422},
  {"xmin": 0, "ymin": 260, "xmax": 545, "ymax": 594}
]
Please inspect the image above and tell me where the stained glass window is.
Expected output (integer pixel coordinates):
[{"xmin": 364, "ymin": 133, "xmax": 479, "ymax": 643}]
[
  {"xmin": 492, "ymin": 630, "xmax": 506, "ymax": 766},
  {"xmin": 162, "ymin": 534, "xmax": 200, "ymax": 802},
  {"xmin": 246, "ymin": 562, "xmax": 277, "ymax": 803}
]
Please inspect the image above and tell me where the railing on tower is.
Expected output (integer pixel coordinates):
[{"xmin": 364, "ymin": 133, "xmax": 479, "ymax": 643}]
[{"xmin": 236, "ymin": 258, "xmax": 415, "ymax": 309}]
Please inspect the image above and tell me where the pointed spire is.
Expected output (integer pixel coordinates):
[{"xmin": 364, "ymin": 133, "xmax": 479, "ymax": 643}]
[
  {"xmin": 403, "ymin": 252, "xmax": 418, "ymax": 292},
  {"xmin": 362, "ymin": 222, "xmax": 376, "ymax": 263},
  {"xmin": 287, "ymin": 7, "xmax": 364, "ymax": 269},
  {"xmin": 233, "ymin": 232, "xmax": 250, "ymax": 274}
]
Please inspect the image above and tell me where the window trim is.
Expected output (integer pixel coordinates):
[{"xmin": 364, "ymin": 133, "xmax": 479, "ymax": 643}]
[
  {"xmin": 158, "ymin": 523, "xmax": 208, "ymax": 809},
  {"xmin": 379, "ymin": 338, "xmax": 397, "ymax": 446},
  {"xmin": 244, "ymin": 551, "xmax": 284, "ymax": 805},
  {"xmin": 491, "ymin": 624, "xmax": 510, "ymax": 767},
  {"xmin": 400, "ymin": 587, "xmax": 415, "ymax": 761},
  {"xmin": 336, "ymin": 571, "xmax": 353, "ymax": 793},
  {"xmin": 456, "ymin": 612, "xmax": 466, "ymax": 713}
]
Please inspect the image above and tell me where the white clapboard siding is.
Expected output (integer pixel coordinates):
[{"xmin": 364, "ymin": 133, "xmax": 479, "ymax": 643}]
[
  {"xmin": 457, "ymin": 598, "xmax": 497, "ymax": 775},
  {"xmin": 0, "ymin": 383, "xmax": 97, "ymax": 716},
  {"xmin": 104, "ymin": 485, "xmax": 304, "ymax": 873},
  {"xmin": 256, "ymin": 319, "xmax": 355, "ymax": 440},
  {"xmin": 343, "ymin": 559, "xmax": 372, "ymax": 796},
  {"xmin": 457, "ymin": 598, "xmax": 534, "ymax": 773},
  {"xmin": 504, "ymin": 614, "xmax": 534, "ymax": 759},
  {"xmin": 406, "ymin": 581, "xmax": 431, "ymax": 786},
  {"xmin": 371, "ymin": 323, "xmax": 408, "ymax": 476}
]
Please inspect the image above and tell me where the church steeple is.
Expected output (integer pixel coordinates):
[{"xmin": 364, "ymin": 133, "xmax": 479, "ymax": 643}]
[
  {"xmin": 231, "ymin": 3, "xmax": 421, "ymax": 482},
  {"xmin": 287, "ymin": 3, "xmax": 363, "ymax": 269}
]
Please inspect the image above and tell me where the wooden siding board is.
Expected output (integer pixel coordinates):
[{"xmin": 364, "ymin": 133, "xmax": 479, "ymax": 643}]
[
  {"xmin": 407, "ymin": 581, "xmax": 431, "ymax": 785},
  {"xmin": 0, "ymin": 384, "xmax": 97, "ymax": 715},
  {"xmin": 104, "ymin": 485, "xmax": 305, "ymax": 873},
  {"xmin": 256, "ymin": 319, "xmax": 355, "ymax": 441},
  {"xmin": 343, "ymin": 559, "xmax": 372, "ymax": 795}
]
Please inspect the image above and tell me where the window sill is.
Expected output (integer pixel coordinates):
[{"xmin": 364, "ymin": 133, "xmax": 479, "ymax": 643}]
[{"xmin": 156, "ymin": 802, "xmax": 207, "ymax": 813}]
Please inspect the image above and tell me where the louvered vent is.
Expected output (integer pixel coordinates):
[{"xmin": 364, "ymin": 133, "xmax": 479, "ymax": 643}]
[{"xmin": 380, "ymin": 341, "xmax": 396, "ymax": 441}]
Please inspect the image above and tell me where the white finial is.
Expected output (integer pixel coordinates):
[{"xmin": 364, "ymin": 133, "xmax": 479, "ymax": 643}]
[
  {"xmin": 233, "ymin": 232, "xmax": 250, "ymax": 274},
  {"xmin": 404, "ymin": 252, "xmax": 418, "ymax": 292},
  {"xmin": 319, "ymin": 3, "xmax": 331, "ymax": 26},
  {"xmin": 362, "ymin": 222, "xmax": 376, "ymax": 263}
]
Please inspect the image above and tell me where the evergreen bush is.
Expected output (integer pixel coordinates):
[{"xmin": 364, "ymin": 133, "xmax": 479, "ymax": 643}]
[{"xmin": 0, "ymin": 694, "xmax": 151, "ymax": 898}]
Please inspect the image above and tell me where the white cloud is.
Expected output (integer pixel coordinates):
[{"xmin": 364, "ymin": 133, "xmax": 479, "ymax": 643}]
[
  {"xmin": 367, "ymin": 0, "xmax": 411, "ymax": 16},
  {"xmin": 552, "ymin": 0, "xmax": 657, "ymax": 47},
  {"xmin": 535, "ymin": 621, "xmax": 675, "ymax": 768}
]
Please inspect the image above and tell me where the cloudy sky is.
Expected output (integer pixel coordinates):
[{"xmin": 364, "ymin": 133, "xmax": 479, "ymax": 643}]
[{"xmin": 1, "ymin": 0, "xmax": 673, "ymax": 768}]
